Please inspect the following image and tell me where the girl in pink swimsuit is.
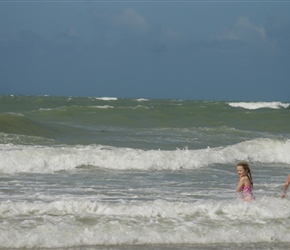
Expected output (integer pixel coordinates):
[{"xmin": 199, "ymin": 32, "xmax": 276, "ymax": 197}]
[{"xmin": 236, "ymin": 161, "xmax": 254, "ymax": 202}]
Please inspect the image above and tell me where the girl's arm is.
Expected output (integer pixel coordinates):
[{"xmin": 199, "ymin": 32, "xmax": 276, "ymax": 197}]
[
  {"xmin": 281, "ymin": 174, "xmax": 290, "ymax": 199},
  {"xmin": 236, "ymin": 177, "xmax": 246, "ymax": 192}
]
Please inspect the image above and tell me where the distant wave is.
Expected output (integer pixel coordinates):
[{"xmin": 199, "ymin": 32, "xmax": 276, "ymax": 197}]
[
  {"xmin": 135, "ymin": 98, "xmax": 149, "ymax": 102},
  {"xmin": 94, "ymin": 97, "xmax": 118, "ymax": 101},
  {"xmin": 0, "ymin": 113, "xmax": 54, "ymax": 137},
  {"xmin": 91, "ymin": 105, "xmax": 114, "ymax": 109},
  {"xmin": 90, "ymin": 105, "xmax": 150, "ymax": 110},
  {"xmin": 228, "ymin": 102, "xmax": 290, "ymax": 110}
]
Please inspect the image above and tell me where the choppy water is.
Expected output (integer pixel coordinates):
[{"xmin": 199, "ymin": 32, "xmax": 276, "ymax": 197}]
[{"xmin": 0, "ymin": 95, "xmax": 290, "ymax": 249}]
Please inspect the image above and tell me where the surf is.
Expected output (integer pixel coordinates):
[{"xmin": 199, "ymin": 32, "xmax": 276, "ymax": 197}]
[
  {"xmin": 1, "ymin": 138, "xmax": 290, "ymax": 174},
  {"xmin": 228, "ymin": 101, "xmax": 290, "ymax": 110},
  {"xmin": 0, "ymin": 198, "xmax": 289, "ymax": 248}
]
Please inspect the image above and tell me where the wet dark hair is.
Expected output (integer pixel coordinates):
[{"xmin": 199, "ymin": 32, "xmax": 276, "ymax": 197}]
[{"xmin": 237, "ymin": 161, "xmax": 253, "ymax": 188}]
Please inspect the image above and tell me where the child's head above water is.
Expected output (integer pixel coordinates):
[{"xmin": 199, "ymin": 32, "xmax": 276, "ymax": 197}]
[
  {"xmin": 237, "ymin": 161, "xmax": 250, "ymax": 172},
  {"xmin": 236, "ymin": 161, "xmax": 253, "ymax": 187}
]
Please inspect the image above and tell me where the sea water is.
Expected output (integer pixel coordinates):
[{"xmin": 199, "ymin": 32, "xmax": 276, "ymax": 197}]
[{"xmin": 0, "ymin": 95, "xmax": 290, "ymax": 249}]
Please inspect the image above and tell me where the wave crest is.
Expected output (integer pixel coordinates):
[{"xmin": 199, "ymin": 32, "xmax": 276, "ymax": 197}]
[
  {"xmin": 228, "ymin": 102, "xmax": 290, "ymax": 110},
  {"xmin": 1, "ymin": 138, "xmax": 290, "ymax": 173}
]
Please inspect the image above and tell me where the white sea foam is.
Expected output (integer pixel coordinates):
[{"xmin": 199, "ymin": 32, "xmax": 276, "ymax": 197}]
[
  {"xmin": 94, "ymin": 97, "xmax": 118, "ymax": 101},
  {"xmin": 1, "ymin": 138, "xmax": 290, "ymax": 174},
  {"xmin": 90, "ymin": 105, "xmax": 114, "ymax": 109},
  {"xmin": 0, "ymin": 198, "xmax": 289, "ymax": 248},
  {"xmin": 228, "ymin": 101, "xmax": 290, "ymax": 110},
  {"xmin": 135, "ymin": 98, "xmax": 149, "ymax": 101},
  {"xmin": 5, "ymin": 112, "xmax": 24, "ymax": 116},
  {"xmin": 90, "ymin": 105, "xmax": 149, "ymax": 109}
]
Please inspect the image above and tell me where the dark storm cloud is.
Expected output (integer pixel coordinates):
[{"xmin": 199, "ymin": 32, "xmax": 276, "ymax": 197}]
[
  {"xmin": 0, "ymin": 3, "xmax": 290, "ymax": 101},
  {"xmin": 264, "ymin": 17, "xmax": 290, "ymax": 53}
]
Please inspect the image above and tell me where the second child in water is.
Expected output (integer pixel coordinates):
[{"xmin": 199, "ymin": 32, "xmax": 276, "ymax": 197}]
[{"xmin": 236, "ymin": 161, "xmax": 254, "ymax": 202}]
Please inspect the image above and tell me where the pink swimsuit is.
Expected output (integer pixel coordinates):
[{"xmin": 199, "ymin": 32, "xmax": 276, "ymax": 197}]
[{"xmin": 241, "ymin": 185, "xmax": 254, "ymax": 202}]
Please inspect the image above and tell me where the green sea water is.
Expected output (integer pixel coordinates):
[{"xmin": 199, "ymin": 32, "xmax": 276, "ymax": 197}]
[{"xmin": 1, "ymin": 95, "xmax": 289, "ymax": 148}]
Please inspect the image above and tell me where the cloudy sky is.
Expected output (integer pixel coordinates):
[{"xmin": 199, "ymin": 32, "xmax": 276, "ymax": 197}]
[{"xmin": 1, "ymin": 0, "xmax": 290, "ymax": 101}]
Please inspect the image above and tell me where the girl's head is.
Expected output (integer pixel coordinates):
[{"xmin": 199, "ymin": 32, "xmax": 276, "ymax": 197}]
[{"xmin": 236, "ymin": 161, "xmax": 253, "ymax": 187}]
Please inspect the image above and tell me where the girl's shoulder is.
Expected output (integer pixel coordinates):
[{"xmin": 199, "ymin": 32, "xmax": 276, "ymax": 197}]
[
  {"xmin": 240, "ymin": 176, "xmax": 248, "ymax": 181},
  {"xmin": 241, "ymin": 176, "xmax": 251, "ymax": 185}
]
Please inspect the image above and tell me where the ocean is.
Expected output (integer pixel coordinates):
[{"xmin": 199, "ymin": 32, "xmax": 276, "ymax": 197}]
[{"xmin": 0, "ymin": 95, "xmax": 290, "ymax": 250}]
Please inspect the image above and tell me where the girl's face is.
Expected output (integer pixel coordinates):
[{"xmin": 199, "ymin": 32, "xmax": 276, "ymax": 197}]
[{"xmin": 237, "ymin": 165, "xmax": 248, "ymax": 178}]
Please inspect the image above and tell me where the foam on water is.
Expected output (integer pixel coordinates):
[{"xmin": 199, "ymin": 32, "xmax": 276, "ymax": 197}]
[
  {"xmin": 91, "ymin": 105, "xmax": 114, "ymax": 109},
  {"xmin": 94, "ymin": 97, "xmax": 118, "ymax": 101},
  {"xmin": 0, "ymin": 198, "xmax": 290, "ymax": 248},
  {"xmin": 136, "ymin": 98, "xmax": 149, "ymax": 102},
  {"xmin": 228, "ymin": 102, "xmax": 290, "ymax": 110},
  {"xmin": 1, "ymin": 138, "xmax": 290, "ymax": 173}
]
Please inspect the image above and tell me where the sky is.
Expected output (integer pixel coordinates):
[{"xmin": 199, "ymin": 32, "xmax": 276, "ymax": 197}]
[{"xmin": 0, "ymin": 0, "xmax": 290, "ymax": 101}]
